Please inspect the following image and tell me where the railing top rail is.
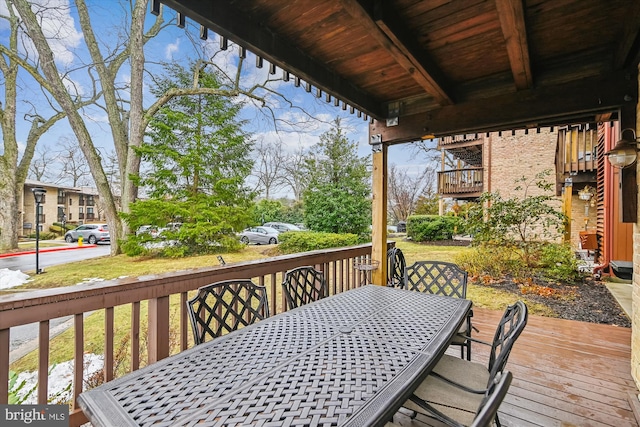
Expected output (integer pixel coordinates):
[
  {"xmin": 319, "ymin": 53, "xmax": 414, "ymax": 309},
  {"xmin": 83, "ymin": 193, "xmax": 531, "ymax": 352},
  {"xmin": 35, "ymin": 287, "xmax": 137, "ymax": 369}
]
[{"xmin": 0, "ymin": 244, "xmax": 376, "ymax": 329}]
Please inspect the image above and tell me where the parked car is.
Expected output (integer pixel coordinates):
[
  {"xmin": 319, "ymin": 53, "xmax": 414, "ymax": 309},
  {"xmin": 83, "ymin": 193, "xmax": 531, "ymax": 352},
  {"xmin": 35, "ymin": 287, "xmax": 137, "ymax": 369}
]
[
  {"xmin": 64, "ymin": 224, "xmax": 110, "ymax": 244},
  {"xmin": 239, "ymin": 226, "xmax": 279, "ymax": 245},
  {"xmin": 136, "ymin": 225, "xmax": 159, "ymax": 238},
  {"xmin": 263, "ymin": 222, "xmax": 302, "ymax": 232},
  {"xmin": 158, "ymin": 222, "xmax": 182, "ymax": 236}
]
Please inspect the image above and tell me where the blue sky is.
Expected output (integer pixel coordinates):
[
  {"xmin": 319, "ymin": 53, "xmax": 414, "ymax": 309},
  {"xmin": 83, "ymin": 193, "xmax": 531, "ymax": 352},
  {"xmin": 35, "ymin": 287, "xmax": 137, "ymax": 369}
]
[{"xmin": 1, "ymin": 1, "xmax": 434, "ymax": 198}]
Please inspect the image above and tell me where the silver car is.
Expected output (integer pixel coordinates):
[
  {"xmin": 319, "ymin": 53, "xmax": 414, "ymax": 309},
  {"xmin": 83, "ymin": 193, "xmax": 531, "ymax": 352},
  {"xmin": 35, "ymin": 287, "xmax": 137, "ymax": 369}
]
[
  {"xmin": 239, "ymin": 226, "xmax": 279, "ymax": 245},
  {"xmin": 64, "ymin": 224, "xmax": 110, "ymax": 244},
  {"xmin": 263, "ymin": 222, "xmax": 302, "ymax": 232}
]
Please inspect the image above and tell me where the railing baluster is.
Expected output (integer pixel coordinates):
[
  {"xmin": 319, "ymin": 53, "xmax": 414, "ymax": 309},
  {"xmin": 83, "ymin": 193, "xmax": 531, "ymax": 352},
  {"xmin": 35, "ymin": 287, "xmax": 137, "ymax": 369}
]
[
  {"xmin": 38, "ymin": 320, "xmax": 49, "ymax": 403},
  {"xmin": 105, "ymin": 307, "xmax": 114, "ymax": 382},
  {"xmin": 131, "ymin": 302, "xmax": 140, "ymax": 371},
  {"xmin": 180, "ymin": 293, "xmax": 188, "ymax": 351},
  {"xmin": 1, "ymin": 328, "xmax": 9, "ymax": 404},
  {"xmin": 73, "ymin": 313, "xmax": 84, "ymax": 410}
]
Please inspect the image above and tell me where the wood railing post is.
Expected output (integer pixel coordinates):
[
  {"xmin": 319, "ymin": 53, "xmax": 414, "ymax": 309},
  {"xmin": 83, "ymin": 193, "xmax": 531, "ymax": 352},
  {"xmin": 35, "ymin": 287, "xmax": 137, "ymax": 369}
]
[
  {"xmin": 0, "ymin": 328, "xmax": 8, "ymax": 404},
  {"xmin": 148, "ymin": 296, "xmax": 170, "ymax": 364}
]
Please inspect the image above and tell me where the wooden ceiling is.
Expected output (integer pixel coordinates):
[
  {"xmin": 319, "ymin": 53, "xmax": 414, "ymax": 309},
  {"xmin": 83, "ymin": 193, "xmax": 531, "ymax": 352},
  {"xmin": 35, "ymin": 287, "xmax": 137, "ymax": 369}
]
[{"xmin": 161, "ymin": 0, "xmax": 640, "ymax": 143}]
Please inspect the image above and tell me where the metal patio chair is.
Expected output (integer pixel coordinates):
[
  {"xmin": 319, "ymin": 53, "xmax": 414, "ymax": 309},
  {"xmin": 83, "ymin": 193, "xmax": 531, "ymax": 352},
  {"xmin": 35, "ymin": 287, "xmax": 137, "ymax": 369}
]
[
  {"xmin": 281, "ymin": 266, "xmax": 328, "ymax": 310},
  {"xmin": 387, "ymin": 247, "xmax": 407, "ymax": 287},
  {"xmin": 403, "ymin": 301, "xmax": 528, "ymax": 427},
  {"xmin": 405, "ymin": 260, "xmax": 473, "ymax": 360},
  {"xmin": 186, "ymin": 279, "xmax": 270, "ymax": 345},
  {"xmin": 386, "ymin": 371, "xmax": 513, "ymax": 427}
]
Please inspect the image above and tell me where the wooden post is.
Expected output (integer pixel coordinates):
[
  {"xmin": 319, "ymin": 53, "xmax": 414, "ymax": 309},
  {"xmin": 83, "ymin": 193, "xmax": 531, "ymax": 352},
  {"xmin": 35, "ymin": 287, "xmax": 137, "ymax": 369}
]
[
  {"xmin": 148, "ymin": 296, "xmax": 170, "ymax": 364},
  {"xmin": 563, "ymin": 180, "xmax": 573, "ymax": 243},
  {"xmin": 371, "ymin": 143, "xmax": 388, "ymax": 286}
]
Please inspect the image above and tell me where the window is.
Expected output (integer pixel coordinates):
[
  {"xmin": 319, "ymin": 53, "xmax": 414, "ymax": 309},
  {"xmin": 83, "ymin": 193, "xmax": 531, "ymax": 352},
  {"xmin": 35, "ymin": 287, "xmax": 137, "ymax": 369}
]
[
  {"xmin": 69, "ymin": 198, "xmax": 73, "ymax": 205},
  {"xmin": 57, "ymin": 189, "xmax": 65, "ymax": 204}
]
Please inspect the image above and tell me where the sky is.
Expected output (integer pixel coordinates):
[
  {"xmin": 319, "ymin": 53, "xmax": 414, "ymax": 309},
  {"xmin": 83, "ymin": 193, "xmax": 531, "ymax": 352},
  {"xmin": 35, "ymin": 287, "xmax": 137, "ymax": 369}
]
[{"xmin": 0, "ymin": 0, "xmax": 436, "ymax": 198}]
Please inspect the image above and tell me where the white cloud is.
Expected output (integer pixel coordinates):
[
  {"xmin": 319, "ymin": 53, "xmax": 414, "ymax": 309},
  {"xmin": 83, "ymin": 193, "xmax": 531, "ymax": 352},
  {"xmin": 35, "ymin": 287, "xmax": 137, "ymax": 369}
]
[
  {"xmin": 17, "ymin": 0, "xmax": 84, "ymax": 67},
  {"xmin": 165, "ymin": 38, "xmax": 180, "ymax": 60}
]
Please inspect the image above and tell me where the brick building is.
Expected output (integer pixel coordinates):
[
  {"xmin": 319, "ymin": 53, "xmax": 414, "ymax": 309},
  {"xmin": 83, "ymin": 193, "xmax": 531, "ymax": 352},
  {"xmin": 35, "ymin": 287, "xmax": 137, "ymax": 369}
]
[
  {"xmin": 438, "ymin": 126, "xmax": 621, "ymax": 261},
  {"xmin": 20, "ymin": 179, "xmax": 103, "ymax": 236}
]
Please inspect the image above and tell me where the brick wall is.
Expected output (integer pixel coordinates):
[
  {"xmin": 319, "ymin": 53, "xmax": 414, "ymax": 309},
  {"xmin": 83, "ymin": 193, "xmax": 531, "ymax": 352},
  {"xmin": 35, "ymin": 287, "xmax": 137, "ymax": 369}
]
[{"xmin": 484, "ymin": 129, "xmax": 568, "ymax": 244}]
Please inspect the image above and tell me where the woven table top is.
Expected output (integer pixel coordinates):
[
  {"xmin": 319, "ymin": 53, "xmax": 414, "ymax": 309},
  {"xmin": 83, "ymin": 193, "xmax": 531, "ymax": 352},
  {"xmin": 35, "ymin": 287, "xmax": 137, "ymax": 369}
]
[{"xmin": 78, "ymin": 285, "xmax": 471, "ymax": 427}]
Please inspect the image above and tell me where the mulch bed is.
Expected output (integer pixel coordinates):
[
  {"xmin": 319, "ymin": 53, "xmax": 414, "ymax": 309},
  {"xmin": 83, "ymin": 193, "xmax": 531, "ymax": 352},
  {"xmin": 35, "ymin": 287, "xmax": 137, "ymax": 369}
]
[{"xmin": 475, "ymin": 275, "xmax": 631, "ymax": 328}]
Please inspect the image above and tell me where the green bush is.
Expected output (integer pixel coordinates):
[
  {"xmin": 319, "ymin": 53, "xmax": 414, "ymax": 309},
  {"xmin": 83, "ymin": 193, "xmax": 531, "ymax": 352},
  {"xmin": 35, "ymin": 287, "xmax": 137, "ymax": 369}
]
[
  {"xmin": 537, "ymin": 243, "xmax": 581, "ymax": 281},
  {"xmin": 27, "ymin": 231, "xmax": 57, "ymax": 240},
  {"xmin": 278, "ymin": 231, "xmax": 361, "ymax": 254},
  {"xmin": 407, "ymin": 215, "xmax": 459, "ymax": 242}
]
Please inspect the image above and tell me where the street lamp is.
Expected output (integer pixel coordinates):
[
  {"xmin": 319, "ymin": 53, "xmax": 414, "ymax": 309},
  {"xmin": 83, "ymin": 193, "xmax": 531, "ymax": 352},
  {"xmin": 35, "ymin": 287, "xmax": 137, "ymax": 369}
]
[{"xmin": 32, "ymin": 187, "xmax": 46, "ymax": 274}]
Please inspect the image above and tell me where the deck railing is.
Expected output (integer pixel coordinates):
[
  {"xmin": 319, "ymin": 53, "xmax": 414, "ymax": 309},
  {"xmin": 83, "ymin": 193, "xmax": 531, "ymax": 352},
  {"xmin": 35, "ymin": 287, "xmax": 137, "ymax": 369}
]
[
  {"xmin": 438, "ymin": 168, "xmax": 484, "ymax": 196},
  {"xmin": 0, "ymin": 243, "xmax": 390, "ymax": 426}
]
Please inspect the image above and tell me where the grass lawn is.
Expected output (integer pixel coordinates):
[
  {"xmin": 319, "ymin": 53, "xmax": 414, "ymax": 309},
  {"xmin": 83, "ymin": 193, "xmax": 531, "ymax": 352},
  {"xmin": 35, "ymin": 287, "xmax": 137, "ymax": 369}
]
[{"xmin": 9, "ymin": 240, "xmax": 553, "ymax": 373}]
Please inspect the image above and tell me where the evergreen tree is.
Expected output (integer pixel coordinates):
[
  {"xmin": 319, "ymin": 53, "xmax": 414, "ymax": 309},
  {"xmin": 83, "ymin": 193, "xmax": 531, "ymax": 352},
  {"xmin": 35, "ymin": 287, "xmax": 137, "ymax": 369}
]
[
  {"xmin": 302, "ymin": 118, "xmax": 371, "ymax": 234},
  {"xmin": 124, "ymin": 62, "xmax": 254, "ymax": 256}
]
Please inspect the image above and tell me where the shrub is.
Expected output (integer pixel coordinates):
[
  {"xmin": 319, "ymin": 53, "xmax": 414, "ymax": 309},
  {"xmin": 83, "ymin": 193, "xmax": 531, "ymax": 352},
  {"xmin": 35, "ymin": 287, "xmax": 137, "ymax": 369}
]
[
  {"xmin": 455, "ymin": 243, "xmax": 527, "ymax": 278},
  {"xmin": 407, "ymin": 215, "xmax": 459, "ymax": 242},
  {"xmin": 27, "ymin": 231, "xmax": 56, "ymax": 240},
  {"xmin": 537, "ymin": 242, "xmax": 581, "ymax": 281},
  {"xmin": 278, "ymin": 231, "xmax": 360, "ymax": 254}
]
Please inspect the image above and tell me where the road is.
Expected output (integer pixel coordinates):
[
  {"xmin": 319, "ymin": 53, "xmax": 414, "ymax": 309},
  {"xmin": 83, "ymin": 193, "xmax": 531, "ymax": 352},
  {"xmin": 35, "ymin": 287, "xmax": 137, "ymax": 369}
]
[
  {"xmin": 1, "ymin": 243, "xmax": 112, "ymax": 360},
  {"xmin": 0, "ymin": 243, "xmax": 111, "ymax": 273}
]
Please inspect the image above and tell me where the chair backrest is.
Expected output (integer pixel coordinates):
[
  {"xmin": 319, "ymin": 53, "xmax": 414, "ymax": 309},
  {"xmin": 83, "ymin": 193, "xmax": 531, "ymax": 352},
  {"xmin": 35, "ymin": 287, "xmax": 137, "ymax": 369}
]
[
  {"xmin": 470, "ymin": 371, "xmax": 513, "ymax": 427},
  {"xmin": 405, "ymin": 261, "xmax": 468, "ymax": 298},
  {"xmin": 281, "ymin": 266, "xmax": 328, "ymax": 310},
  {"xmin": 387, "ymin": 247, "xmax": 407, "ymax": 287},
  {"xmin": 487, "ymin": 301, "xmax": 528, "ymax": 383},
  {"xmin": 186, "ymin": 279, "xmax": 270, "ymax": 345}
]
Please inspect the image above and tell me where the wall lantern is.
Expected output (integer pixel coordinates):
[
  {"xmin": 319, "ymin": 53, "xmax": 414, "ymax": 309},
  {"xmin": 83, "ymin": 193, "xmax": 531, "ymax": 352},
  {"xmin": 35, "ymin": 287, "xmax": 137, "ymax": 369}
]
[{"xmin": 604, "ymin": 128, "xmax": 639, "ymax": 168}]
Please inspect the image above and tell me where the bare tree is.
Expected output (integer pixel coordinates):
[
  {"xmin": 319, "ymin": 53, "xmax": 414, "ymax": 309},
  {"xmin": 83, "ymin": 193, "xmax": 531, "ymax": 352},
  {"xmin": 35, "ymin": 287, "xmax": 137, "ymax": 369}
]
[
  {"xmin": 387, "ymin": 164, "xmax": 436, "ymax": 223},
  {"xmin": 0, "ymin": 2, "xmax": 67, "ymax": 250},
  {"xmin": 28, "ymin": 145, "xmax": 57, "ymax": 182},
  {"xmin": 56, "ymin": 135, "xmax": 92, "ymax": 186},
  {"xmin": 11, "ymin": 0, "xmax": 317, "ymax": 254},
  {"xmin": 252, "ymin": 139, "xmax": 287, "ymax": 199},
  {"xmin": 281, "ymin": 146, "xmax": 309, "ymax": 201}
]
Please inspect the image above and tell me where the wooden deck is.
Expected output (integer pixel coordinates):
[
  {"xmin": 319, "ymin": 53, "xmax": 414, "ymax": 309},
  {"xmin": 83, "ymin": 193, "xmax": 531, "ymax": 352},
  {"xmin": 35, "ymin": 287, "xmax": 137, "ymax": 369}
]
[{"xmin": 391, "ymin": 307, "xmax": 638, "ymax": 427}]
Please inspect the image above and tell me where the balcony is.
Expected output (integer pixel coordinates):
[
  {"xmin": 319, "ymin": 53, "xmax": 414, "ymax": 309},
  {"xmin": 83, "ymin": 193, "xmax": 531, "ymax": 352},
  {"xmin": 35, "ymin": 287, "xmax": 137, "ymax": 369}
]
[
  {"xmin": 438, "ymin": 168, "xmax": 484, "ymax": 199},
  {"xmin": 78, "ymin": 213, "xmax": 85, "ymax": 220},
  {"xmin": 86, "ymin": 213, "xmax": 95, "ymax": 220},
  {"xmin": 0, "ymin": 244, "xmax": 634, "ymax": 426}
]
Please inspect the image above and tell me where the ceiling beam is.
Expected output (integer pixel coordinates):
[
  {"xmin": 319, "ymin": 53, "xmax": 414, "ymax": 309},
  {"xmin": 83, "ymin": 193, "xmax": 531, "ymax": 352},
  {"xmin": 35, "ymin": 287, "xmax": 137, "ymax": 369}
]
[
  {"xmin": 161, "ymin": 0, "xmax": 386, "ymax": 119},
  {"xmin": 495, "ymin": 0, "xmax": 532, "ymax": 90},
  {"xmin": 341, "ymin": 0, "xmax": 453, "ymax": 105},
  {"xmin": 370, "ymin": 69, "xmax": 637, "ymax": 144},
  {"xmin": 614, "ymin": 0, "xmax": 640, "ymax": 68}
]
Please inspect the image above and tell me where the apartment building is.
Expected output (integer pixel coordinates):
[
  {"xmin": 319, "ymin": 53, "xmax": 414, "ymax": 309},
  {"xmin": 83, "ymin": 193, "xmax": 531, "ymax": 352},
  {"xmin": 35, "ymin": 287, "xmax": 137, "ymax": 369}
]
[{"xmin": 20, "ymin": 179, "xmax": 102, "ymax": 236}]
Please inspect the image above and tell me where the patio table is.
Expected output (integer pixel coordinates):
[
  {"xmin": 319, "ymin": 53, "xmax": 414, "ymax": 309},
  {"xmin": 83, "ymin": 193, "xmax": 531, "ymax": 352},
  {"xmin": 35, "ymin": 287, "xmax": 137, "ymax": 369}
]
[{"xmin": 77, "ymin": 285, "xmax": 471, "ymax": 427}]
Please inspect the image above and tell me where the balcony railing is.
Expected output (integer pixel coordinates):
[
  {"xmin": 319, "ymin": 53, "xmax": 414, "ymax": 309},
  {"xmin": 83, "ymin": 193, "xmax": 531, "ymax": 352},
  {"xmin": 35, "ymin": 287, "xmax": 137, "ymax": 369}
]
[
  {"xmin": 0, "ymin": 243, "xmax": 389, "ymax": 426},
  {"xmin": 78, "ymin": 213, "xmax": 85, "ymax": 219},
  {"xmin": 86, "ymin": 213, "xmax": 95, "ymax": 220},
  {"xmin": 438, "ymin": 168, "xmax": 484, "ymax": 197}
]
